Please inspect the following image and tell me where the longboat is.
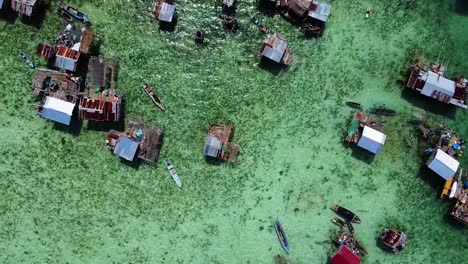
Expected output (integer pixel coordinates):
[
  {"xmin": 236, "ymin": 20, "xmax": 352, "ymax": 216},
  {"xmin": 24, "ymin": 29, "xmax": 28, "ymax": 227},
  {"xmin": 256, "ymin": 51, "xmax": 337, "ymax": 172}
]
[
  {"xmin": 370, "ymin": 105, "xmax": 397, "ymax": 116},
  {"xmin": 355, "ymin": 240, "xmax": 368, "ymax": 255},
  {"xmin": 331, "ymin": 217, "xmax": 346, "ymax": 227},
  {"xmin": 165, "ymin": 159, "xmax": 182, "ymax": 188},
  {"xmin": 378, "ymin": 228, "xmax": 407, "ymax": 254},
  {"xmin": 20, "ymin": 51, "xmax": 34, "ymax": 69},
  {"xmin": 346, "ymin": 101, "xmax": 362, "ymax": 109},
  {"xmin": 331, "ymin": 204, "xmax": 361, "ymax": 223},
  {"xmin": 143, "ymin": 84, "xmax": 165, "ymax": 111},
  {"xmin": 274, "ymin": 220, "xmax": 290, "ymax": 254},
  {"xmin": 251, "ymin": 16, "xmax": 267, "ymax": 33},
  {"xmin": 58, "ymin": 2, "xmax": 90, "ymax": 24},
  {"xmin": 345, "ymin": 220, "xmax": 355, "ymax": 234}
]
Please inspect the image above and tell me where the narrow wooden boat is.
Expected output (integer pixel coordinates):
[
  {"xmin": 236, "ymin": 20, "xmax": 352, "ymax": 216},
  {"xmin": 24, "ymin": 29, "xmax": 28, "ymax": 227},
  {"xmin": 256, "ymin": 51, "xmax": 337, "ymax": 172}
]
[
  {"xmin": 355, "ymin": 240, "xmax": 368, "ymax": 255},
  {"xmin": 143, "ymin": 84, "xmax": 165, "ymax": 111},
  {"xmin": 274, "ymin": 220, "xmax": 289, "ymax": 254},
  {"xmin": 58, "ymin": 2, "xmax": 90, "ymax": 24},
  {"xmin": 165, "ymin": 159, "xmax": 182, "ymax": 188},
  {"xmin": 251, "ymin": 16, "xmax": 267, "ymax": 33},
  {"xmin": 331, "ymin": 204, "xmax": 361, "ymax": 223},
  {"xmin": 331, "ymin": 217, "xmax": 346, "ymax": 227},
  {"xmin": 346, "ymin": 101, "xmax": 362, "ymax": 109},
  {"xmin": 345, "ymin": 220, "xmax": 354, "ymax": 234},
  {"xmin": 20, "ymin": 51, "xmax": 34, "ymax": 69},
  {"xmin": 370, "ymin": 105, "xmax": 396, "ymax": 116}
]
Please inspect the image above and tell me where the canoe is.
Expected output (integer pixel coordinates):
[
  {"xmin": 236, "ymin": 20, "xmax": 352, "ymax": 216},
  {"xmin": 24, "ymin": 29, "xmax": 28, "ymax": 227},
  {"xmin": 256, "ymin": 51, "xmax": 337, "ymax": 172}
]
[
  {"xmin": 356, "ymin": 240, "xmax": 368, "ymax": 255},
  {"xmin": 370, "ymin": 106, "xmax": 396, "ymax": 116},
  {"xmin": 143, "ymin": 84, "xmax": 165, "ymax": 111},
  {"xmin": 164, "ymin": 159, "xmax": 182, "ymax": 188},
  {"xmin": 250, "ymin": 16, "xmax": 267, "ymax": 33},
  {"xmin": 331, "ymin": 204, "xmax": 361, "ymax": 223},
  {"xmin": 346, "ymin": 101, "xmax": 362, "ymax": 109},
  {"xmin": 331, "ymin": 217, "xmax": 346, "ymax": 227},
  {"xmin": 20, "ymin": 51, "xmax": 34, "ymax": 69},
  {"xmin": 345, "ymin": 220, "xmax": 354, "ymax": 233},
  {"xmin": 274, "ymin": 220, "xmax": 289, "ymax": 254},
  {"xmin": 58, "ymin": 2, "xmax": 90, "ymax": 24}
]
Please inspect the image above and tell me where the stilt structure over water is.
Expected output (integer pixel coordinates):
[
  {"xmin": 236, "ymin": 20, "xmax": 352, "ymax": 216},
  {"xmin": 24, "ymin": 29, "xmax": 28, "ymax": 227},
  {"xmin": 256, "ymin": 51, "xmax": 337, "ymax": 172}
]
[
  {"xmin": 203, "ymin": 124, "xmax": 239, "ymax": 163},
  {"xmin": 153, "ymin": 0, "xmax": 176, "ymax": 22},
  {"xmin": 79, "ymin": 57, "xmax": 122, "ymax": 122},
  {"xmin": 107, "ymin": 120, "xmax": 163, "ymax": 162},
  {"xmin": 260, "ymin": 33, "xmax": 293, "ymax": 65},
  {"xmin": 31, "ymin": 68, "xmax": 81, "ymax": 126},
  {"xmin": 345, "ymin": 112, "xmax": 386, "ymax": 155},
  {"xmin": 276, "ymin": 0, "xmax": 332, "ymax": 35},
  {"xmin": 406, "ymin": 60, "xmax": 468, "ymax": 109}
]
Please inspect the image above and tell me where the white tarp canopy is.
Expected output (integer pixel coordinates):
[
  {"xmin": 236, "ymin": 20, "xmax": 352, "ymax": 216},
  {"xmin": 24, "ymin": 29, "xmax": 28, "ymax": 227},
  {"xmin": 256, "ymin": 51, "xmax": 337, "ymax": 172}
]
[
  {"xmin": 427, "ymin": 149, "xmax": 459, "ymax": 180},
  {"xmin": 357, "ymin": 126, "xmax": 386, "ymax": 154},
  {"xmin": 41, "ymin": 96, "xmax": 75, "ymax": 125},
  {"xmin": 421, "ymin": 71, "xmax": 455, "ymax": 97}
]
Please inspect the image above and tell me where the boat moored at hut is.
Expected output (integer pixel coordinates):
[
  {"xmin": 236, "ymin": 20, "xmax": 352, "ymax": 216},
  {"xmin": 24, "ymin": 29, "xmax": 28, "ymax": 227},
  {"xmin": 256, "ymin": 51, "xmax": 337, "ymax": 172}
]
[
  {"xmin": 260, "ymin": 33, "xmax": 293, "ymax": 65},
  {"xmin": 345, "ymin": 112, "xmax": 386, "ymax": 155},
  {"xmin": 406, "ymin": 61, "xmax": 467, "ymax": 109},
  {"xmin": 153, "ymin": 0, "xmax": 176, "ymax": 23},
  {"xmin": 79, "ymin": 57, "xmax": 122, "ymax": 122},
  {"xmin": 31, "ymin": 68, "xmax": 81, "ymax": 126},
  {"xmin": 107, "ymin": 120, "xmax": 163, "ymax": 162},
  {"xmin": 203, "ymin": 124, "xmax": 239, "ymax": 163}
]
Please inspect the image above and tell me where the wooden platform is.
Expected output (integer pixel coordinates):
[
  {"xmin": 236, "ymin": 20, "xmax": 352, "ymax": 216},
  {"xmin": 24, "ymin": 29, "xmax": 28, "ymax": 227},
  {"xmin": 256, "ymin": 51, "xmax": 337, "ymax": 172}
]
[
  {"xmin": 88, "ymin": 57, "xmax": 116, "ymax": 89},
  {"xmin": 31, "ymin": 68, "xmax": 80, "ymax": 104},
  {"xmin": 126, "ymin": 120, "xmax": 163, "ymax": 162}
]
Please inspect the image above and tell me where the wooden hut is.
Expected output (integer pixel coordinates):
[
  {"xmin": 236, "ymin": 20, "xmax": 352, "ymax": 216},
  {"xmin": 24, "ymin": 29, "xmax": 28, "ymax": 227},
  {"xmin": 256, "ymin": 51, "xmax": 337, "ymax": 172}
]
[
  {"xmin": 378, "ymin": 229, "xmax": 407, "ymax": 254},
  {"xmin": 36, "ymin": 21, "xmax": 94, "ymax": 72},
  {"xmin": 153, "ymin": 0, "xmax": 176, "ymax": 22},
  {"xmin": 345, "ymin": 112, "xmax": 386, "ymax": 154},
  {"xmin": 107, "ymin": 120, "xmax": 163, "ymax": 162},
  {"xmin": 406, "ymin": 62, "xmax": 467, "ymax": 109},
  {"xmin": 203, "ymin": 124, "xmax": 239, "ymax": 163},
  {"xmin": 451, "ymin": 200, "xmax": 468, "ymax": 225},
  {"xmin": 31, "ymin": 68, "xmax": 80, "ymax": 125},
  {"xmin": 260, "ymin": 33, "xmax": 293, "ymax": 65},
  {"xmin": 277, "ymin": 0, "xmax": 331, "ymax": 35},
  {"xmin": 10, "ymin": 0, "xmax": 42, "ymax": 17},
  {"xmin": 79, "ymin": 57, "xmax": 122, "ymax": 122}
]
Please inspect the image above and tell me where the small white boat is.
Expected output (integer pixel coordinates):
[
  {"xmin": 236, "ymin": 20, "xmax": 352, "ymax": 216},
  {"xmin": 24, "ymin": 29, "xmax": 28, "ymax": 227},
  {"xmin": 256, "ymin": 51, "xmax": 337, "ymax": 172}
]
[{"xmin": 165, "ymin": 159, "xmax": 182, "ymax": 188}]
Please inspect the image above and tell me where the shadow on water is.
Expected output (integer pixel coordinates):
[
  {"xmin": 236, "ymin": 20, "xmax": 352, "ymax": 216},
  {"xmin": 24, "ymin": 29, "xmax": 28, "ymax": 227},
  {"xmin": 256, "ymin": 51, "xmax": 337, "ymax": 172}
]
[
  {"xmin": 120, "ymin": 156, "xmax": 143, "ymax": 170},
  {"xmin": 159, "ymin": 15, "xmax": 177, "ymax": 32},
  {"xmin": 257, "ymin": 0, "xmax": 277, "ymax": 17},
  {"xmin": 455, "ymin": 0, "xmax": 468, "ymax": 15},
  {"xmin": 401, "ymin": 89, "xmax": 456, "ymax": 120},
  {"xmin": 350, "ymin": 146, "xmax": 376, "ymax": 165},
  {"xmin": 20, "ymin": 1, "xmax": 48, "ymax": 29},
  {"xmin": 416, "ymin": 165, "xmax": 446, "ymax": 192},
  {"xmin": 205, "ymin": 156, "xmax": 224, "ymax": 166},
  {"xmin": 52, "ymin": 115, "xmax": 82, "ymax": 137},
  {"xmin": 259, "ymin": 57, "xmax": 287, "ymax": 75},
  {"xmin": 0, "ymin": 4, "xmax": 18, "ymax": 24}
]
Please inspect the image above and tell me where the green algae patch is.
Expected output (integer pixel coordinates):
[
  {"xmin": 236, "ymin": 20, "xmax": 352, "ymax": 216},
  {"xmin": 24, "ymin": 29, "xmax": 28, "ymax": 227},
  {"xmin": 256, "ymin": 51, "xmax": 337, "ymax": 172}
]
[{"xmin": 0, "ymin": 0, "xmax": 467, "ymax": 263}]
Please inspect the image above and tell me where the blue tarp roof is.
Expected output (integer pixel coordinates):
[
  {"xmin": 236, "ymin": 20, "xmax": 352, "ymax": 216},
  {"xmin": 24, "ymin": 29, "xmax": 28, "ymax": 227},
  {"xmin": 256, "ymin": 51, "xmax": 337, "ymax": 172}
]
[
  {"xmin": 41, "ymin": 108, "xmax": 72, "ymax": 125},
  {"xmin": 113, "ymin": 137, "xmax": 139, "ymax": 161}
]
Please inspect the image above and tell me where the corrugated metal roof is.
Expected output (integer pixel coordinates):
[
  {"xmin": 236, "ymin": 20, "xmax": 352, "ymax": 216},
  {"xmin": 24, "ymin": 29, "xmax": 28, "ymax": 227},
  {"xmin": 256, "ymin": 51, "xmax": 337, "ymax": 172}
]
[
  {"xmin": 114, "ymin": 137, "xmax": 139, "ymax": 161},
  {"xmin": 309, "ymin": 0, "xmax": 331, "ymax": 22},
  {"xmin": 159, "ymin": 3, "xmax": 176, "ymax": 22},
  {"xmin": 421, "ymin": 71, "xmax": 455, "ymax": 97},
  {"xmin": 331, "ymin": 246, "xmax": 361, "ymax": 264},
  {"xmin": 357, "ymin": 126, "xmax": 386, "ymax": 154},
  {"xmin": 204, "ymin": 135, "xmax": 222, "ymax": 158}
]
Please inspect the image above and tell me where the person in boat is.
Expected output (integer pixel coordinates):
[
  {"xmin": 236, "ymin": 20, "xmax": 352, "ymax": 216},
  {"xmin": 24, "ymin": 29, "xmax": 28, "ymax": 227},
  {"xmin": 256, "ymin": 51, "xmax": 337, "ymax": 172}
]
[{"xmin": 365, "ymin": 7, "xmax": 371, "ymax": 17}]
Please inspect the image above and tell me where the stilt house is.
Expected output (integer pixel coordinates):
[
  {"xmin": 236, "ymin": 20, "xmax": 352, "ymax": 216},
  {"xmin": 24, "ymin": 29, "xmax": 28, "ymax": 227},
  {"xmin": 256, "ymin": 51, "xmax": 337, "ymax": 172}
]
[
  {"xmin": 10, "ymin": 0, "xmax": 42, "ymax": 17},
  {"xmin": 107, "ymin": 120, "xmax": 163, "ymax": 162},
  {"xmin": 153, "ymin": 0, "xmax": 176, "ymax": 22},
  {"xmin": 31, "ymin": 68, "xmax": 80, "ymax": 126},
  {"xmin": 203, "ymin": 124, "xmax": 239, "ymax": 163},
  {"xmin": 260, "ymin": 33, "xmax": 293, "ymax": 65},
  {"xmin": 345, "ymin": 112, "xmax": 386, "ymax": 154},
  {"xmin": 79, "ymin": 57, "xmax": 122, "ymax": 122}
]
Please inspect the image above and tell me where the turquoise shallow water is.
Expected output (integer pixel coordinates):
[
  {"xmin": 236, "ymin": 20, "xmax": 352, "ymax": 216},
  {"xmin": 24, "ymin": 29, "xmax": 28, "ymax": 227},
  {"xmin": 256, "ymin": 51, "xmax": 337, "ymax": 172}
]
[{"xmin": 0, "ymin": 0, "xmax": 467, "ymax": 263}]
